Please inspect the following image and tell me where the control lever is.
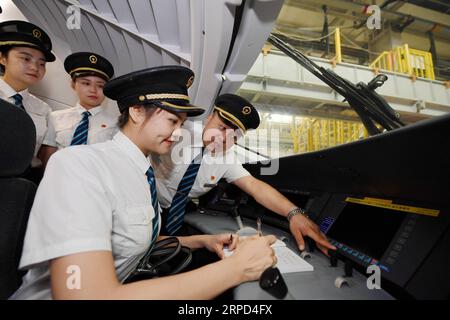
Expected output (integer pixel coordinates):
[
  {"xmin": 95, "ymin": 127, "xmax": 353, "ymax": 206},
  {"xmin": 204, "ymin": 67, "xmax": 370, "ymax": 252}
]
[
  {"xmin": 203, "ymin": 183, "xmax": 223, "ymax": 202},
  {"xmin": 231, "ymin": 192, "xmax": 245, "ymax": 230},
  {"xmin": 203, "ymin": 183, "xmax": 217, "ymax": 188},
  {"xmin": 329, "ymin": 251, "xmax": 353, "ymax": 288},
  {"xmin": 259, "ymin": 267, "xmax": 289, "ymax": 299},
  {"xmin": 344, "ymin": 259, "xmax": 353, "ymax": 277},
  {"xmin": 329, "ymin": 250, "xmax": 338, "ymax": 267},
  {"xmin": 305, "ymin": 237, "xmax": 316, "ymax": 253}
]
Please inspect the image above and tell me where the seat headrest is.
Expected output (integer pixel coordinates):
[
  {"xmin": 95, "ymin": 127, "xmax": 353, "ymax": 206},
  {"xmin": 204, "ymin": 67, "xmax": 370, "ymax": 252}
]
[{"xmin": 0, "ymin": 99, "xmax": 36, "ymax": 177}]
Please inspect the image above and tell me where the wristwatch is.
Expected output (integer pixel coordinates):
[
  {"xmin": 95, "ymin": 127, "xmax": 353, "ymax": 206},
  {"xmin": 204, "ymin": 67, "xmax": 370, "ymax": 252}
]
[{"xmin": 286, "ymin": 207, "xmax": 309, "ymax": 222}]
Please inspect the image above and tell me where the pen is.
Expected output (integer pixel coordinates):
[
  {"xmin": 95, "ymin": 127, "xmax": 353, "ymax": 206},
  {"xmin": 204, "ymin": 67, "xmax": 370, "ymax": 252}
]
[{"xmin": 257, "ymin": 217, "xmax": 262, "ymax": 237}]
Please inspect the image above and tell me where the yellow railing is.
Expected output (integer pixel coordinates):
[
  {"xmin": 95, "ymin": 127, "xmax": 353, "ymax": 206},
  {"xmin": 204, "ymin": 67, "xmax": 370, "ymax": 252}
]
[
  {"xmin": 292, "ymin": 118, "xmax": 369, "ymax": 153},
  {"xmin": 369, "ymin": 44, "xmax": 435, "ymax": 80},
  {"xmin": 334, "ymin": 27, "xmax": 342, "ymax": 64}
]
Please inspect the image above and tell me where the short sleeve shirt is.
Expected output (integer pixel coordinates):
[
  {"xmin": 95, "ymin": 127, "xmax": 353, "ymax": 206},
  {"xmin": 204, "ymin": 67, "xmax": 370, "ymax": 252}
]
[
  {"xmin": 152, "ymin": 120, "xmax": 250, "ymax": 209},
  {"xmin": 43, "ymin": 103, "xmax": 118, "ymax": 149},
  {"xmin": 0, "ymin": 77, "xmax": 51, "ymax": 167},
  {"xmin": 10, "ymin": 131, "xmax": 160, "ymax": 300}
]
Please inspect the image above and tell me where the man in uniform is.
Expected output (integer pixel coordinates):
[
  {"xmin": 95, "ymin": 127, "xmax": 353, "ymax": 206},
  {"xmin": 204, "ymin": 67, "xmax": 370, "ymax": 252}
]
[{"xmin": 153, "ymin": 93, "xmax": 336, "ymax": 255}]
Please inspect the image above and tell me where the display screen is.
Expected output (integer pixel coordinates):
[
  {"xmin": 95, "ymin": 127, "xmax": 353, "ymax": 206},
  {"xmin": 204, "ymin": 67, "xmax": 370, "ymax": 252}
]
[{"xmin": 327, "ymin": 202, "xmax": 407, "ymax": 260}]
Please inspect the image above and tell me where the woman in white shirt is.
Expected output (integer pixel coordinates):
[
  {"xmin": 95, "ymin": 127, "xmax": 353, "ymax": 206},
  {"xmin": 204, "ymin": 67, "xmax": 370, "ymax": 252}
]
[
  {"xmin": 12, "ymin": 66, "xmax": 276, "ymax": 300},
  {"xmin": 40, "ymin": 52, "xmax": 118, "ymax": 168},
  {"xmin": 0, "ymin": 20, "xmax": 55, "ymax": 176}
]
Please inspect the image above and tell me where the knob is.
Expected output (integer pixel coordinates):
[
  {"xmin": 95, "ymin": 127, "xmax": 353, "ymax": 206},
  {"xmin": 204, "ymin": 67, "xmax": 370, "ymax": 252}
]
[
  {"xmin": 335, "ymin": 276, "xmax": 349, "ymax": 288},
  {"xmin": 259, "ymin": 267, "xmax": 288, "ymax": 299},
  {"xmin": 300, "ymin": 251, "xmax": 311, "ymax": 259}
]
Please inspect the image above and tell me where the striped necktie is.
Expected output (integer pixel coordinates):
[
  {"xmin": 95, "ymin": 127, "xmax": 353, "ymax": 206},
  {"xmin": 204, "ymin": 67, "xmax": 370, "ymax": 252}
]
[
  {"xmin": 70, "ymin": 111, "xmax": 91, "ymax": 146},
  {"xmin": 131, "ymin": 167, "xmax": 161, "ymax": 275},
  {"xmin": 165, "ymin": 149, "xmax": 204, "ymax": 235},
  {"xmin": 146, "ymin": 167, "xmax": 160, "ymax": 253},
  {"xmin": 11, "ymin": 94, "xmax": 25, "ymax": 110}
]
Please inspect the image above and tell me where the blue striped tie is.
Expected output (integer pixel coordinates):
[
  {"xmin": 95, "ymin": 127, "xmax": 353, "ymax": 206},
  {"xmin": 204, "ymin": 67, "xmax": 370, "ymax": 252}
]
[
  {"xmin": 70, "ymin": 111, "xmax": 91, "ymax": 146},
  {"xmin": 11, "ymin": 94, "xmax": 25, "ymax": 110},
  {"xmin": 132, "ymin": 167, "xmax": 161, "ymax": 275},
  {"xmin": 146, "ymin": 167, "xmax": 160, "ymax": 253},
  {"xmin": 165, "ymin": 150, "xmax": 204, "ymax": 235}
]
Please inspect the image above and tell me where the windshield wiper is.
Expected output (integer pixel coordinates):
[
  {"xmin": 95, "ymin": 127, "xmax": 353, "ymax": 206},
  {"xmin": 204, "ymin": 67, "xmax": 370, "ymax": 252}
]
[
  {"xmin": 268, "ymin": 34, "xmax": 405, "ymax": 135},
  {"xmin": 235, "ymin": 142, "xmax": 271, "ymax": 160}
]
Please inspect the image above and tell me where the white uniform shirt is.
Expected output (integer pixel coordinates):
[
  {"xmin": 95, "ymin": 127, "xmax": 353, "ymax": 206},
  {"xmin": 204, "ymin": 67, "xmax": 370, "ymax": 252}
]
[
  {"xmin": 11, "ymin": 131, "xmax": 160, "ymax": 300},
  {"xmin": 152, "ymin": 120, "xmax": 250, "ymax": 209},
  {"xmin": 0, "ymin": 77, "xmax": 51, "ymax": 167},
  {"xmin": 43, "ymin": 103, "xmax": 118, "ymax": 149}
]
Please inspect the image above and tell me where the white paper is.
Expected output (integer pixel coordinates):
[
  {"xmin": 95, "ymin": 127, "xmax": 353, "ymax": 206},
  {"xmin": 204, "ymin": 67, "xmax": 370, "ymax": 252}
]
[{"xmin": 223, "ymin": 238, "xmax": 314, "ymax": 274}]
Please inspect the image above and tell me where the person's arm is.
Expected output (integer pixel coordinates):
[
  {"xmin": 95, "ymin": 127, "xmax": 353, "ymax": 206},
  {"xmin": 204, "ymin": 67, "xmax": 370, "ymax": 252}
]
[
  {"xmin": 157, "ymin": 233, "xmax": 238, "ymax": 259},
  {"xmin": 39, "ymin": 113, "xmax": 58, "ymax": 169},
  {"xmin": 233, "ymin": 175, "xmax": 335, "ymax": 255},
  {"xmin": 50, "ymin": 235, "xmax": 276, "ymax": 300},
  {"xmin": 38, "ymin": 145, "xmax": 58, "ymax": 169},
  {"xmin": 182, "ymin": 233, "xmax": 239, "ymax": 258}
]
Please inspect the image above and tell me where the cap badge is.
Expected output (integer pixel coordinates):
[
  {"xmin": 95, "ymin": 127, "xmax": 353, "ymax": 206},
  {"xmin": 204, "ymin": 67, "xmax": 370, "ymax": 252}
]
[
  {"xmin": 89, "ymin": 55, "xmax": 98, "ymax": 64},
  {"xmin": 186, "ymin": 75, "xmax": 194, "ymax": 88},
  {"xmin": 242, "ymin": 106, "xmax": 251, "ymax": 115},
  {"xmin": 32, "ymin": 29, "xmax": 42, "ymax": 39}
]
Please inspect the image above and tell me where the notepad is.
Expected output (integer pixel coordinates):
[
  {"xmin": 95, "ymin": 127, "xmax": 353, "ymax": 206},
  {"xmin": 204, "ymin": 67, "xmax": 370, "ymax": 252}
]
[
  {"xmin": 223, "ymin": 239, "xmax": 314, "ymax": 274},
  {"xmin": 272, "ymin": 239, "xmax": 314, "ymax": 274}
]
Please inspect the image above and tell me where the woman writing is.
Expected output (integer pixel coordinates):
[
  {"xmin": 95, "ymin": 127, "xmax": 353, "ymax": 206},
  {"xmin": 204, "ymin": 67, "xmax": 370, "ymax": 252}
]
[{"xmin": 11, "ymin": 66, "xmax": 276, "ymax": 300}]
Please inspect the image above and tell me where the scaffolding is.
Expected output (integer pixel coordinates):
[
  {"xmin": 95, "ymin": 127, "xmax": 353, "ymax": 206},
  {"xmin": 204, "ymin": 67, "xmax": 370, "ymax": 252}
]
[
  {"xmin": 369, "ymin": 44, "xmax": 435, "ymax": 80},
  {"xmin": 292, "ymin": 118, "xmax": 369, "ymax": 153}
]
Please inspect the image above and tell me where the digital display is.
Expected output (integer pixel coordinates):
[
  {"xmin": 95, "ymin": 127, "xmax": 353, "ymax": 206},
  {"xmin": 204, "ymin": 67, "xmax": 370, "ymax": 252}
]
[{"xmin": 327, "ymin": 202, "xmax": 407, "ymax": 260}]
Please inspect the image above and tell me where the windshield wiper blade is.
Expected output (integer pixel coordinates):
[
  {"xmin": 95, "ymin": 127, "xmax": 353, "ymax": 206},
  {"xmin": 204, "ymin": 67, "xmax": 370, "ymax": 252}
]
[{"xmin": 268, "ymin": 34, "xmax": 405, "ymax": 135}]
